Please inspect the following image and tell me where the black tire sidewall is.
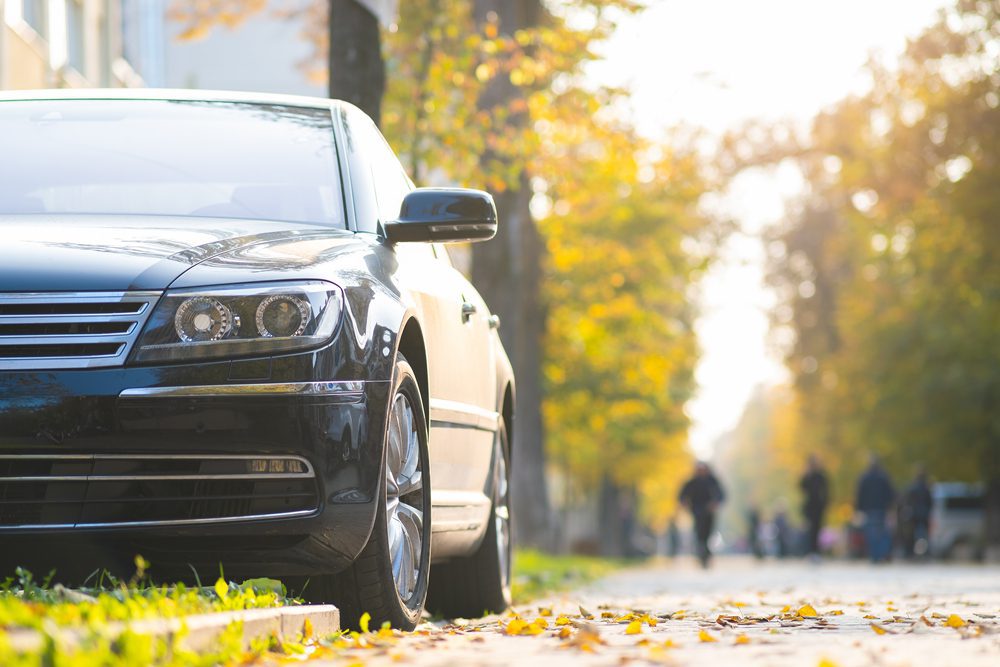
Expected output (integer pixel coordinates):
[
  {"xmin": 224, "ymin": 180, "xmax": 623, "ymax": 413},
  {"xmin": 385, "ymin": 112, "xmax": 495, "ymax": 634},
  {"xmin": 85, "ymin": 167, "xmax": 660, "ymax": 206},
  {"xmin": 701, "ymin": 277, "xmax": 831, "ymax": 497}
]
[{"xmin": 377, "ymin": 355, "xmax": 432, "ymax": 626}]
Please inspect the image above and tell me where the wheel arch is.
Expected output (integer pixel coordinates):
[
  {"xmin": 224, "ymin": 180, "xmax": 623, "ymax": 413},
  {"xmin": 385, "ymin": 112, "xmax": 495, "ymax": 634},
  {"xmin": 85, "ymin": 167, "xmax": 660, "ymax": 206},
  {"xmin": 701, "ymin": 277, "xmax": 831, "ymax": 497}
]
[
  {"xmin": 501, "ymin": 382, "xmax": 514, "ymax": 461},
  {"xmin": 397, "ymin": 316, "xmax": 429, "ymax": 423}
]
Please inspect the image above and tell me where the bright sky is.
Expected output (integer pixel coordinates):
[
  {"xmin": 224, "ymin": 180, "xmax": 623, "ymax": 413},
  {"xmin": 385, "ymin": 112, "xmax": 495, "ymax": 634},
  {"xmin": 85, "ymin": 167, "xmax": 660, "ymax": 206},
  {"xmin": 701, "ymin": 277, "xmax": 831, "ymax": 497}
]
[{"xmin": 588, "ymin": 0, "xmax": 950, "ymax": 459}]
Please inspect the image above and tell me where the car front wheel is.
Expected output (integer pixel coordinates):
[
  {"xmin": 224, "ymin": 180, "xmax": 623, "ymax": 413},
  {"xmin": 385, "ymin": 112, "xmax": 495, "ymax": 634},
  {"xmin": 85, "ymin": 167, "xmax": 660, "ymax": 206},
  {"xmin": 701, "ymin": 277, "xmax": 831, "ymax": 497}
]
[{"xmin": 309, "ymin": 354, "xmax": 431, "ymax": 630}]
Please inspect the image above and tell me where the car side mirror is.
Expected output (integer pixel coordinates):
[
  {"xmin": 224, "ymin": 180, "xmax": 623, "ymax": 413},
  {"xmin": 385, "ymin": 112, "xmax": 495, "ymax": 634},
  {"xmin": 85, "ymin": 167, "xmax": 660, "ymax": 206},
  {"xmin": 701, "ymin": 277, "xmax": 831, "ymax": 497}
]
[{"xmin": 383, "ymin": 188, "xmax": 497, "ymax": 244}]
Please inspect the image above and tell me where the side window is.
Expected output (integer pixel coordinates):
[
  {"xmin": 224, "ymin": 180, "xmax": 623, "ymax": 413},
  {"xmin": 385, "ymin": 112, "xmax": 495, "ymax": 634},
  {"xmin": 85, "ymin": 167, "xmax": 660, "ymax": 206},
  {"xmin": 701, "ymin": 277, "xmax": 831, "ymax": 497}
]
[{"xmin": 343, "ymin": 107, "xmax": 412, "ymax": 233}]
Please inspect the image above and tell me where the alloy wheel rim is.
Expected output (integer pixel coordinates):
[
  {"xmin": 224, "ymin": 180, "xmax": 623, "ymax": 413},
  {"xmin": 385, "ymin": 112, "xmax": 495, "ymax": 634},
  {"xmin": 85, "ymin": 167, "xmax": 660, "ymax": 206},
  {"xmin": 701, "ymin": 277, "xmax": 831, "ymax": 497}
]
[
  {"xmin": 495, "ymin": 447, "xmax": 511, "ymax": 589},
  {"xmin": 385, "ymin": 392, "xmax": 424, "ymax": 603}
]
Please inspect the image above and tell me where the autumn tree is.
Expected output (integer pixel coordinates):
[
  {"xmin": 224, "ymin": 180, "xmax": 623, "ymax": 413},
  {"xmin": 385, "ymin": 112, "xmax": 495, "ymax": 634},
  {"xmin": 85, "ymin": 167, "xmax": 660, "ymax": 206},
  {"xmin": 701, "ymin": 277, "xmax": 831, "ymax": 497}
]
[{"xmin": 728, "ymin": 0, "xmax": 1000, "ymax": 522}]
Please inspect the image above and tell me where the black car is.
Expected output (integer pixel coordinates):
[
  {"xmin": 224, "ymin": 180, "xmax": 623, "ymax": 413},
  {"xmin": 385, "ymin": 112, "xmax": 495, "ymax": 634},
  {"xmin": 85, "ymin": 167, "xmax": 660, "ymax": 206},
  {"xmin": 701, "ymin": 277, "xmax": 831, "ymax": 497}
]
[{"xmin": 0, "ymin": 90, "xmax": 514, "ymax": 629}]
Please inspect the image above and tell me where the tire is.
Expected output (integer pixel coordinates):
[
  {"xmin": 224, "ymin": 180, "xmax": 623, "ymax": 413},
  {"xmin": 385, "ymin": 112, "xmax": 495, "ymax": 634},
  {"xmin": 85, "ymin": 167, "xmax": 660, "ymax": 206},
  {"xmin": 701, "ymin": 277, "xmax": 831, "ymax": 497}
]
[
  {"xmin": 426, "ymin": 419, "xmax": 512, "ymax": 618},
  {"xmin": 306, "ymin": 355, "xmax": 431, "ymax": 631}
]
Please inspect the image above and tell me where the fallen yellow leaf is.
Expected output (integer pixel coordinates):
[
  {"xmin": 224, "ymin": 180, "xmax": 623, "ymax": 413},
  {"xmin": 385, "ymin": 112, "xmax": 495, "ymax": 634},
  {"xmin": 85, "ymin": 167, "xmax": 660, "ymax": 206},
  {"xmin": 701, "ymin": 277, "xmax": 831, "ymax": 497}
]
[
  {"xmin": 734, "ymin": 634, "xmax": 751, "ymax": 645},
  {"xmin": 699, "ymin": 629, "xmax": 718, "ymax": 643},
  {"xmin": 869, "ymin": 623, "xmax": 889, "ymax": 635},
  {"xmin": 625, "ymin": 620, "xmax": 643, "ymax": 635},
  {"xmin": 504, "ymin": 618, "xmax": 528, "ymax": 635},
  {"xmin": 538, "ymin": 607, "xmax": 553, "ymax": 617},
  {"xmin": 557, "ymin": 626, "xmax": 572, "ymax": 639},
  {"xmin": 817, "ymin": 659, "xmax": 840, "ymax": 667},
  {"xmin": 798, "ymin": 604, "xmax": 819, "ymax": 617},
  {"xmin": 555, "ymin": 615, "xmax": 573, "ymax": 626},
  {"xmin": 944, "ymin": 614, "xmax": 967, "ymax": 628}
]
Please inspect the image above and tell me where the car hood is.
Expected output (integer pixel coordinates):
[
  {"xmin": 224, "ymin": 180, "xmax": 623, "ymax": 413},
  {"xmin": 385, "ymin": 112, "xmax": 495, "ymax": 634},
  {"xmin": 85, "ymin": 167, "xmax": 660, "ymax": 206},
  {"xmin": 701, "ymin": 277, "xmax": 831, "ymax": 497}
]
[{"xmin": 0, "ymin": 216, "xmax": 356, "ymax": 292}]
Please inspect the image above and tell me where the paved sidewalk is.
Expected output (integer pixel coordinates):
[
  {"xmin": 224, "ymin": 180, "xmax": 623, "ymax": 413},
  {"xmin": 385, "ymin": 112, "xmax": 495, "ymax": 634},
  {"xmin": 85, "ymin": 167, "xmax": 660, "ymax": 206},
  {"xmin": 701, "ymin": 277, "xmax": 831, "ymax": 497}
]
[{"xmin": 299, "ymin": 557, "xmax": 1000, "ymax": 666}]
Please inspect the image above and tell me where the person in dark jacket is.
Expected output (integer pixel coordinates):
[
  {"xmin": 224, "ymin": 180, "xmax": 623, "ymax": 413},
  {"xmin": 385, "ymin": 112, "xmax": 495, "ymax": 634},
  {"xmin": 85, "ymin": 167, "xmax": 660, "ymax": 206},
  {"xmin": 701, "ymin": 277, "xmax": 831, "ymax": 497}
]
[
  {"xmin": 900, "ymin": 465, "xmax": 933, "ymax": 558},
  {"xmin": 679, "ymin": 462, "xmax": 725, "ymax": 568},
  {"xmin": 855, "ymin": 454, "xmax": 896, "ymax": 562},
  {"xmin": 800, "ymin": 455, "xmax": 830, "ymax": 558},
  {"xmin": 747, "ymin": 507, "xmax": 763, "ymax": 559}
]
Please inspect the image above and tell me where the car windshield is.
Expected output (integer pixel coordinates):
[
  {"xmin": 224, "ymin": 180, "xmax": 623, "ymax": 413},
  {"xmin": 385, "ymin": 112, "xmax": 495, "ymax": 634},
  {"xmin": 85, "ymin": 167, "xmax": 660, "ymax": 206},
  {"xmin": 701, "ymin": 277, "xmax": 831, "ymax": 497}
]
[{"xmin": 0, "ymin": 99, "xmax": 345, "ymax": 227}]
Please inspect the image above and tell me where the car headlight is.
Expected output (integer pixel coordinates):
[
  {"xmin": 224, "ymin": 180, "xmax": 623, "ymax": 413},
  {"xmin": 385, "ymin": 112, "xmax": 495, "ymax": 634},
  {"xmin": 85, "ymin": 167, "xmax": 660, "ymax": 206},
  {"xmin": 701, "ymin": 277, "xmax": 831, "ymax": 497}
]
[{"xmin": 132, "ymin": 281, "xmax": 343, "ymax": 364}]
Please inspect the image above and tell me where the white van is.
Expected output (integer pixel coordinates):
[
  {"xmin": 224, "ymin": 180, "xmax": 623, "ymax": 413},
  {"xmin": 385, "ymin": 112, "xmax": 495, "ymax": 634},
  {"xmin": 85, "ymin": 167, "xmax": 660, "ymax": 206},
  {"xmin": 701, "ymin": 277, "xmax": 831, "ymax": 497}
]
[{"xmin": 930, "ymin": 483, "xmax": 985, "ymax": 559}]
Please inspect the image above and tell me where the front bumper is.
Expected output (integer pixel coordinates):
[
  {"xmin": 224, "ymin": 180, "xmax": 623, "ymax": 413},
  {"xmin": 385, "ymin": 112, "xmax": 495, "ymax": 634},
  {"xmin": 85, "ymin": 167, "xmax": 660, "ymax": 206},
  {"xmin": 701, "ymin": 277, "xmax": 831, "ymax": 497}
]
[{"xmin": 0, "ymin": 359, "xmax": 390, "ymax": 579}]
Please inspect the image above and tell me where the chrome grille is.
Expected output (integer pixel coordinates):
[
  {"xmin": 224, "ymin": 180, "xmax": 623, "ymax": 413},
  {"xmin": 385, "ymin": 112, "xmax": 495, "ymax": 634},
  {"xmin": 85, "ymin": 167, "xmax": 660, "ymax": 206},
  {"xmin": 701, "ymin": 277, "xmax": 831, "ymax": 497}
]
[
  {"xmin": 0, "ymin": 454, "xmax": 320, "ymax": 529},
  {"xmin": 0, "ymin": 292, "xmax": 159, "ymax": 370}
]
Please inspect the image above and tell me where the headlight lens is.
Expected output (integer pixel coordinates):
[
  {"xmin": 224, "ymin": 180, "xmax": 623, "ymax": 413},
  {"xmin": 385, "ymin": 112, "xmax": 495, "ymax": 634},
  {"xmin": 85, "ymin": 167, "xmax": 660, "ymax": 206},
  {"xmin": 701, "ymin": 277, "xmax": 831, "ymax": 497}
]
[{"xmin": 132, "ymin": 281, "xmax": 342, "ymax": 364}]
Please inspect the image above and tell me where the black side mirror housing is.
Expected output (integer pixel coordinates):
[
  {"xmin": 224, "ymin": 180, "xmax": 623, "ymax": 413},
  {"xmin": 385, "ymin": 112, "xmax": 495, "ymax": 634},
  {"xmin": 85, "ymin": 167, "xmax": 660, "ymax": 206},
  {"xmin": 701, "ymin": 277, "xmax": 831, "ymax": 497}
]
[{"xmin": 383, "ymin": 188, "xmax": 497, "ymax": 244}]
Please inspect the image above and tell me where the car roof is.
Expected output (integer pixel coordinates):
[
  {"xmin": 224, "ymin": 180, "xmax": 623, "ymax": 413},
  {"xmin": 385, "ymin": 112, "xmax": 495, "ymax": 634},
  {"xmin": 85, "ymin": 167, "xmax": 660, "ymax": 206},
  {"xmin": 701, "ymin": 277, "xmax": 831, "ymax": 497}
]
[{"xmin": 0, "ymin": 88, "xmax": 346, "ymax": 111}]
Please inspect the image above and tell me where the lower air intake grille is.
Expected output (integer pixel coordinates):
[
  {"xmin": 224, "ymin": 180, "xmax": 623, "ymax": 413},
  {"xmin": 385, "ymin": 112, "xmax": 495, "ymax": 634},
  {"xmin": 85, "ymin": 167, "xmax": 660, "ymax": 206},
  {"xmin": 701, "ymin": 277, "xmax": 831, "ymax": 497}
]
[{"xmin": 0, "ymin": 455, "xmax": 319, "ymax": 528}]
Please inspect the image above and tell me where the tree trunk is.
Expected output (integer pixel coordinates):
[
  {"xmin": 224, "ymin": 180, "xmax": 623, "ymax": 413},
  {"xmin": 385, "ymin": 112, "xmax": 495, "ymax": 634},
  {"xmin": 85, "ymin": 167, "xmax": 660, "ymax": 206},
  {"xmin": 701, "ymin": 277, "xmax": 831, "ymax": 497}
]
[
  {"xmin": 328, "ymin": 0, "xmax": 385, "ymax": 126},
  {"xmin": 471, "ymin": 0, "xmax": 553, "ymax": 551}
]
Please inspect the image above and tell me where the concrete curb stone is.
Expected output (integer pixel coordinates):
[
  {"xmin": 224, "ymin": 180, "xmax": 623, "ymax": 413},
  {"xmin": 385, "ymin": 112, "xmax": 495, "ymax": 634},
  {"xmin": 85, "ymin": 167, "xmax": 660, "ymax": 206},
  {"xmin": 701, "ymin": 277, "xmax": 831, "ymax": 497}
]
[{"xmin": 6, "ymin": 604, "xmax": 340, "ymax": 655}]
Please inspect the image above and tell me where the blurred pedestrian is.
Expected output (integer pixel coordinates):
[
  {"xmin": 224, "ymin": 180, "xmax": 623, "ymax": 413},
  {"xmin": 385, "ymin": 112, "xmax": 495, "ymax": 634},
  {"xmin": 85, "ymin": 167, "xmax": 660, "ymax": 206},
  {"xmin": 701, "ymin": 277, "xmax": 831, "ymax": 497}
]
[
  {"xmin": 900, "ymin": 464, "xmax": 932, "ymax": 558},
  {"xmin": 747, "ymin": 507, "xmax": 763, "ymax": 559},
  {"xmin": 800, "ymin": 454, "xmax": 830, "ymax": 559},
  {"xmin": 679, "ymin": 462, "xmax": 725, "ymax": 568},
  {"xmin": 666, "ymin": 516, "xmax": 680, "ymax": 558},
  {"xmin": 773, "ymin": 509, "xmax": 791, "ymax": 558},
  {"xmin": 855, "ymin": 453, "xmax": 896, "ymax": 562}
]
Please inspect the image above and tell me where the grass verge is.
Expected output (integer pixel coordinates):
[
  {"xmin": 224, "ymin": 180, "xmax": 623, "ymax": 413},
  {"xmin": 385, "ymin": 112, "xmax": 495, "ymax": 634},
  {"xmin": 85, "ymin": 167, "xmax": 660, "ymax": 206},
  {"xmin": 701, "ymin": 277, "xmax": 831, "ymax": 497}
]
[
  {"xmin": 512, "ymin": 549, "xmax": 628, "ymax": 604},
  {"xmin": 0, "ymin": 560, "xmax": 304, "ymax": 666}
]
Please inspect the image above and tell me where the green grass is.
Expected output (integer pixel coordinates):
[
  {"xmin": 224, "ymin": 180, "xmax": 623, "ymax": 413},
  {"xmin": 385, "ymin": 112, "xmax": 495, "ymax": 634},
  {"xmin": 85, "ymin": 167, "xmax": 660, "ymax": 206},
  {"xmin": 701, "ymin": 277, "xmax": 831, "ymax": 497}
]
[
  {"xmin": 511, "ymin": 549, "xmax": 628, "ymax": 604},
  {"xmin": 0, "ymin": 561, "xmax": 302, "ymax": 666}
]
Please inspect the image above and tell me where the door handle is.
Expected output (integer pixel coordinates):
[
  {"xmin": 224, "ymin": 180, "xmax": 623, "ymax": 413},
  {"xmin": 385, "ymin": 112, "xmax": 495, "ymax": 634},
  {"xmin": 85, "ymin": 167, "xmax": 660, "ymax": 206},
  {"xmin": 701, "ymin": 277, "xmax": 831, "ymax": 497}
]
[{"xmin": 461, "ymin": 302, "xmax": 477, "ymax": 322}]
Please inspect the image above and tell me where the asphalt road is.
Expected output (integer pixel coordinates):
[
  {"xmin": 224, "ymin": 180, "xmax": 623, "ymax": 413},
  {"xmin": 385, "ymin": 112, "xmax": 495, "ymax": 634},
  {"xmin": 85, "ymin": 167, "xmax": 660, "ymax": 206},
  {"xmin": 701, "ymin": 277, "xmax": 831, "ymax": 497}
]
[{"xmin": 299, "ymin": 556, "xmax": 1000, "ymax": 666}]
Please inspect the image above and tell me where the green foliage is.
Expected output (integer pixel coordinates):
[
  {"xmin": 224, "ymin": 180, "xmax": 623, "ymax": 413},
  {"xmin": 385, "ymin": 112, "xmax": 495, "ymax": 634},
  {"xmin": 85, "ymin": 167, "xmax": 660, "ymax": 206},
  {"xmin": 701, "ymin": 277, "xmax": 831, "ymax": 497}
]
[{"xmin": 512, "ymin": 549, "xmax": 624, "ymax": 603}]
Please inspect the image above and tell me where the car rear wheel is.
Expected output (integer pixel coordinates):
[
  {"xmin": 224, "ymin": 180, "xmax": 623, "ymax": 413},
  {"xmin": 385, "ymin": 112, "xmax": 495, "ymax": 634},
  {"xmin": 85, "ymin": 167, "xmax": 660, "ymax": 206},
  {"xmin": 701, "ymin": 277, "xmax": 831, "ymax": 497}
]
[
  {"xmin": 308, "ymin": 355, "xmax": 431, "ymax": 630},
  {"xmin": 426, "ymin": 418, "xmax": 511, "ymax": 618}
]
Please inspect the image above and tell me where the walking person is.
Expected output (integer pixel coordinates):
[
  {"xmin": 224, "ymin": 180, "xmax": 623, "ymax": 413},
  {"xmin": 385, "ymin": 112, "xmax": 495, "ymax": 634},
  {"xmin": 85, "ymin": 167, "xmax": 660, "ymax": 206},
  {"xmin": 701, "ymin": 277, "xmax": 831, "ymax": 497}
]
[
  {"xmin": 747, "ymin": 507, "xmax": 764, "ymax": 559},
  {"xmin": 666, "ymin": 515, "xmax": 681, "ymax": 558},
  {"xmin": 679, "ymin": 462, "xmax": 725, "ymax": 568},
  {"xmin": 800, "ymin": 455, "xmax": 830, "ymax": 559},
  {"xmin": 855, "ymin": 453, "xmax": 896, "ymax": 563},
  {"xmin": 901, "ymin": 465, "xmax": 933, "ymax": 558}
]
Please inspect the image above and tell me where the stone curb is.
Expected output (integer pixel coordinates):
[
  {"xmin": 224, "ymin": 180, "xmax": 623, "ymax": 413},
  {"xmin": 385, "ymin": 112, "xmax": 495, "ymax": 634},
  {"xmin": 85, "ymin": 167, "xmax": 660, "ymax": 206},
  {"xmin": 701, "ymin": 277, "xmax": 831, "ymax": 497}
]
[{"xmin": 6, "ymin": 604, "xmax": 340, "ymax": 655}]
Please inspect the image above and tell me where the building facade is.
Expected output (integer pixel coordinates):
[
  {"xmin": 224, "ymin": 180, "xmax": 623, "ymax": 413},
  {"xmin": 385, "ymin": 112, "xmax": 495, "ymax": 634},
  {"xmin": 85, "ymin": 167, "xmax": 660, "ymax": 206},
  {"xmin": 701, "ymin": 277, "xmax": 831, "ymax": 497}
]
[{"xmin": 0, "ymin": 0, "xmax": 153, "ymax": 89}]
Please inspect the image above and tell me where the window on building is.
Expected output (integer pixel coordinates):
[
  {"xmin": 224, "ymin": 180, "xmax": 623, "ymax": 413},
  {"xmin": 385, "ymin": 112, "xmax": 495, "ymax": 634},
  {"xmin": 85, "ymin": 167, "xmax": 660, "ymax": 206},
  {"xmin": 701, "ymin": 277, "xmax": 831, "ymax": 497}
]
[
  {"xmin": 67, "ymin": 0, "xmax": 86, "ymax": 73},
  {"xmin": 22, "ymin": 0, "xmax": 48, "ymax": 39}
]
